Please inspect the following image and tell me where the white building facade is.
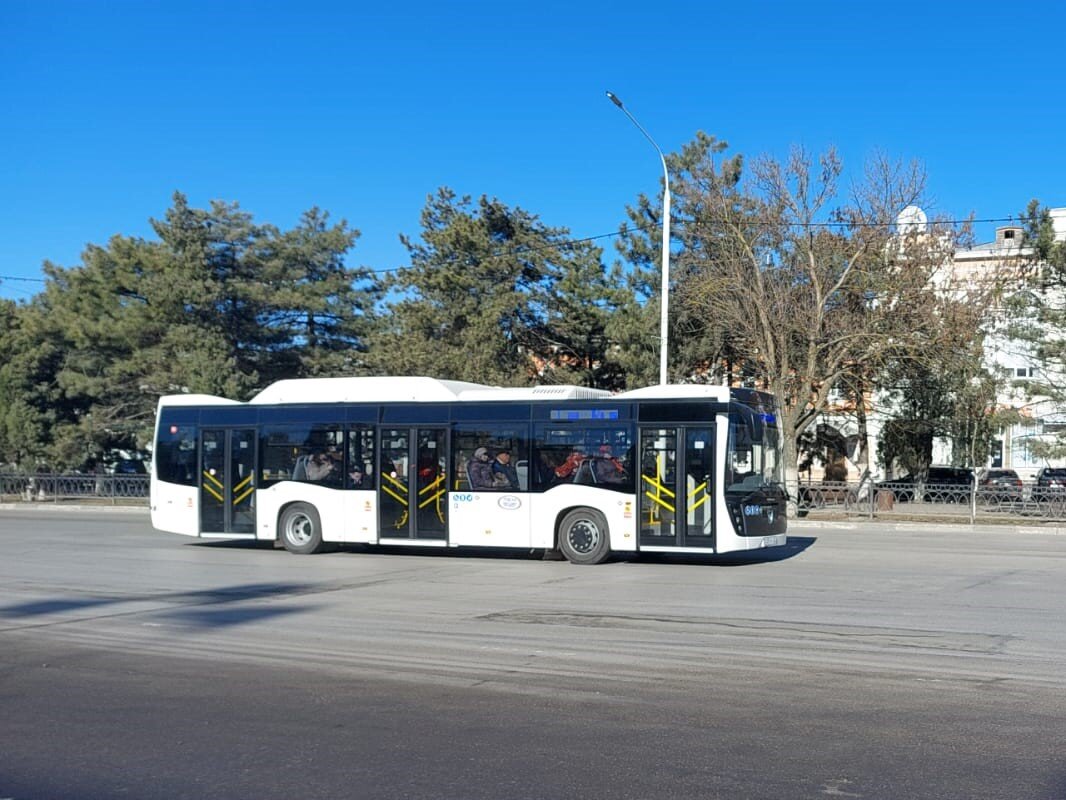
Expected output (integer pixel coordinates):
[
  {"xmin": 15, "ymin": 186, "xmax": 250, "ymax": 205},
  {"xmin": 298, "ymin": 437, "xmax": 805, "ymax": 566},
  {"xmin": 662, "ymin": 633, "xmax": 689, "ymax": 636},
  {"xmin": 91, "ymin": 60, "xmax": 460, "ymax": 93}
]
[{"xmin": 802, "ymin": 208, "xmax": 1066, "ymax": 482}]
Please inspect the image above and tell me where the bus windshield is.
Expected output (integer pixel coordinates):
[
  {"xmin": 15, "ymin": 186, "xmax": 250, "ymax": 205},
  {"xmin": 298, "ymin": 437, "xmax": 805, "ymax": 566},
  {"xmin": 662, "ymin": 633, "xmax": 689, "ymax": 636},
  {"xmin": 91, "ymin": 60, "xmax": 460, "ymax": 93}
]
[{"xmin": 725, "ymin": 409, "xmax": 783, "ymax": 494}]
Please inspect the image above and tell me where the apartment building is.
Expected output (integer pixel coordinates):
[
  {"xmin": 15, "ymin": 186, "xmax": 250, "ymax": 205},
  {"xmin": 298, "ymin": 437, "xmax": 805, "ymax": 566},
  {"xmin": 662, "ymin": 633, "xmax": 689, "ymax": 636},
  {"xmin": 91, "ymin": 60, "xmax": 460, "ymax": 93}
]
[
  {"xmin": 964, "ymin": 209, "xmax": 1066, "ymax": 477},
  {"xmin": 803, "ymin": 208, "xmax": 1066, "ymax": 482}
]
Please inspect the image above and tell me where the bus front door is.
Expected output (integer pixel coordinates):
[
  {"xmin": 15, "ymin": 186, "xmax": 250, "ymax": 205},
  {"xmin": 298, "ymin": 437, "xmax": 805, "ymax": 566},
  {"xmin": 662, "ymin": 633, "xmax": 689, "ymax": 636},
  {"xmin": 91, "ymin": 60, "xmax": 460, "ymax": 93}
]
[
  {"xmin": 200, "ymin": 428, "xmax": 257, "ymax": 535},
  {"xmin": 378, "ymin": 427, "xmax": 448, "ymax": 541},
  {"xmin": 638, "ymin": 426, "xmax": 715, "ymax": 550}
]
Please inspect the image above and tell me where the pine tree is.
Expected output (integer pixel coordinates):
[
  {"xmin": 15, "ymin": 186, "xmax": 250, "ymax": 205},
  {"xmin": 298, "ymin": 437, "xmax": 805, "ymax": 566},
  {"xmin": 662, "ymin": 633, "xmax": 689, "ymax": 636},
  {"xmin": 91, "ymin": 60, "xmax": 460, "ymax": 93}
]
[
  {"xmin": 26, "ymin": 193, "xmax": 375, "ymax": 465},
  {"xmin": 371, "ymin": 189, "xmax": 573, "ymax": 386}
]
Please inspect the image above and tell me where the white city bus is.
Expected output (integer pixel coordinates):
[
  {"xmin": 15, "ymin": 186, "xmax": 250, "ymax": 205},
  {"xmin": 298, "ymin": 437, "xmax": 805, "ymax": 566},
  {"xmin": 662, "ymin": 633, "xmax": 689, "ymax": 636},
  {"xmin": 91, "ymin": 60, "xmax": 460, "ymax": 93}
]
[{"xmin": 150, "ymin": 377, "xmax": 787, "ymax": 564}]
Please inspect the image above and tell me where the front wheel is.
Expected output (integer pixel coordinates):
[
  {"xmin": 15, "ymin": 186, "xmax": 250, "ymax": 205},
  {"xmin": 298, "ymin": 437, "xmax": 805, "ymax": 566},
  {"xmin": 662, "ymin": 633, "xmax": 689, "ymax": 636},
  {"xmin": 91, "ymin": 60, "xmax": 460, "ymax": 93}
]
[
  {"xmin": 557, "ymin": 508, "xmax": 611, "ymax": 565},
  {"xmin": 279, "ymin": 502, "xmax": 325, "ymax": 554}
]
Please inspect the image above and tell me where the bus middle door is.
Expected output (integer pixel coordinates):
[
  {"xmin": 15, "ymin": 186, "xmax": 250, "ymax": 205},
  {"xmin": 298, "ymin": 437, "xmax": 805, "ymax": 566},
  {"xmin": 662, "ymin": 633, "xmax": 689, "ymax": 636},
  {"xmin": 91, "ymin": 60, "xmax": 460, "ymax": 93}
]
[
  {"xmin": 638, "ymin": 426, "xmax": 715, "ymax": 550},
  {"xmin": 378, "ymin": 427, "xmax": 448, "ymax": 542}
]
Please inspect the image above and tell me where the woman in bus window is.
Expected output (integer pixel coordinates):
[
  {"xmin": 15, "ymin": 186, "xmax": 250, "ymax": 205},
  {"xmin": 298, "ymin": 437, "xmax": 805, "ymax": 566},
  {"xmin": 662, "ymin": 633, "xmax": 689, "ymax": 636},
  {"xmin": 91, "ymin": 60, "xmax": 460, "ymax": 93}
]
[{"xmin": 467, "ymin": 447, "xmax": 496, "ymax": 490}]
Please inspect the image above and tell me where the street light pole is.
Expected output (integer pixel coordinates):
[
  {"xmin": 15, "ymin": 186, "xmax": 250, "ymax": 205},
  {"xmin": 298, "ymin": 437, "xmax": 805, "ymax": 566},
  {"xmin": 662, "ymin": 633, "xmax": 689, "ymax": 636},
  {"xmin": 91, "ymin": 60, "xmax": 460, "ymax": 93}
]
[{"xmin": 606, "ymin": 90, "xmax": 671, "ymax": 386}]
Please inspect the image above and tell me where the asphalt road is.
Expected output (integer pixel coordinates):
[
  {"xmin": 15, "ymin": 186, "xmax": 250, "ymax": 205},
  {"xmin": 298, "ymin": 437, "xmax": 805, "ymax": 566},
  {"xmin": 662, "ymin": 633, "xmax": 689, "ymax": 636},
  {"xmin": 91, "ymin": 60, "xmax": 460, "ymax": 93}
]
[{"xmin": 1, "ymin": 510, "xmax": 1065, "ymax": 799}]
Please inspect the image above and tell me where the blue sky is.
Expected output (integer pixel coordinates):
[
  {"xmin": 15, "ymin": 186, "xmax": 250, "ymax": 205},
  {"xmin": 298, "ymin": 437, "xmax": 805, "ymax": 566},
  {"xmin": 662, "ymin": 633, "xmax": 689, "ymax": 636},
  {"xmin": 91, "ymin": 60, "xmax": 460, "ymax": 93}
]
[{"xmin": 2, "ymin": 0, "xmax": 1064, "ymax": 302}]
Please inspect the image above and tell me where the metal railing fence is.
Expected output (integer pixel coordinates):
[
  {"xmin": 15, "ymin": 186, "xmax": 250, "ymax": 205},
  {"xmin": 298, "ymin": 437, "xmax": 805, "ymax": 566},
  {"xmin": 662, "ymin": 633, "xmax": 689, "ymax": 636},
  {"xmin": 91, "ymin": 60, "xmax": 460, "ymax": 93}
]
[
  {"xmin": 2, "ymin": 472, "xmax": 1063, "ymax": 521},
  {"xmin": 0, "ymin": 473, "xmax": 149, "ymax": 505},
  {"xmin": 796, "ymin": 478, "xmax": 1066, "ymax": 524}
]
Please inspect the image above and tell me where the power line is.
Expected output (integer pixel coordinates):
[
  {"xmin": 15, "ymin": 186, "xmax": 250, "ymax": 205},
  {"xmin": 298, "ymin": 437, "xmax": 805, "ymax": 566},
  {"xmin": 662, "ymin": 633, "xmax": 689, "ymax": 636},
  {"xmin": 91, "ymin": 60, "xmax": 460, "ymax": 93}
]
[
  {"xmin": 0, "ymin": 276, "xmax": 45, "ymax": 302},
  {"xmin": 0, "ymin": 275, "xmax": 47, "ymax": 283},
  {"xmin": 0, "ymin": 214, "xmax": 1032, "ymax": 282},
  {"xmin": 369, "ymin": 215, "xmax": 1021, "ymax": 275},
  {"xmin": 367, "ymin": 228, "xmax": 625, "ymax": 274}
]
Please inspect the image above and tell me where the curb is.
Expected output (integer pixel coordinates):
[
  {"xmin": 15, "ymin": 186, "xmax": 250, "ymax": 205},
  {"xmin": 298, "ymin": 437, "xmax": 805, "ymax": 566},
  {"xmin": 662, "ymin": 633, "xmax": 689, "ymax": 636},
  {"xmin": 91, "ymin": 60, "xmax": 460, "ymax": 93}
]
[
  {"xmin": 789, "ymin": 519, "xmax": 1066, "ymax": 536},
  {"xmin": 0, "ymin": 503, "xmax": 148, "ymax": 514}
]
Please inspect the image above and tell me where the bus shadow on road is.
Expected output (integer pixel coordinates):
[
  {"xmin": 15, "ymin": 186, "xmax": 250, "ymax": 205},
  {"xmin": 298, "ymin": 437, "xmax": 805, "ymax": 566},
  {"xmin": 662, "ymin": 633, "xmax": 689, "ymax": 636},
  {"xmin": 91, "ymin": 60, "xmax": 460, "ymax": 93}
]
[
  {"xmin": 173, "ymin": 536, "xmax": 816, "ymax": 567},
  {"xmin": 302, "ymin": 538, "xmax": 817, "ymax": 566},
  {"xmin": 189, "ymin": 539, "xmax": 277, "ymax": 550},
  {"xmin": 319, "ymin": 541, "xmax": 818, "ymax": 566},
  {"xmin": 344, "ymin": 545, "xmax": 547, "ymax": 561},
  {"xmin": 620, "ymin": 536, "xmax": 816, "ymax": 566}
]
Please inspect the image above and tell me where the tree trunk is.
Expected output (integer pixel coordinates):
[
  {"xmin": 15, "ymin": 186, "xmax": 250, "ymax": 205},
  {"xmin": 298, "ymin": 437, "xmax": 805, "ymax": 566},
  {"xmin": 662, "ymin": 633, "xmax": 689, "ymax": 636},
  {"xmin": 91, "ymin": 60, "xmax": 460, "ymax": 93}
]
[
  {"xmin": 783, "ymin": 430, "xmax": 800, "ymax": 519},
  {"xmin": 854, "ymin": 387, "xmax": 870, "ymax": 472}
]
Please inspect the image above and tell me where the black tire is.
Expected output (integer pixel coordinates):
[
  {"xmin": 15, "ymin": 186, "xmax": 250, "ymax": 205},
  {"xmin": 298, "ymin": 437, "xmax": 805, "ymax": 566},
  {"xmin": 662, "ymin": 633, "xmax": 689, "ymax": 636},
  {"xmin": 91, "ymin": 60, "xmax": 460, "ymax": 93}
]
[
  {"xmin": 557, "ymin": 508, "xmax": 611, "ymax": 565},
  {"xmin": 279, "ymin": 502, "xmax": 325, "ymax": 554}
]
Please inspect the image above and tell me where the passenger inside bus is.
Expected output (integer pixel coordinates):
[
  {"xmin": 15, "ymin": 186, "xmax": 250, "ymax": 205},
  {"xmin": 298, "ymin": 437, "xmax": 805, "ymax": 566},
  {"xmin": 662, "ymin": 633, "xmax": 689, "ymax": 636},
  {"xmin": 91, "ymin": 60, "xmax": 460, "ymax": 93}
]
[
  {"xmin": 418, "ymin": 453, "xmax": 439, "ymax": 480},
  {"xmin": 592, "ymin": 444, "xmax": 626, "ymax": 483},
  {"xmin": 349, "ymin": 463, "xmax": 370, "ymax": 489},
  {"xmin": 553, "ymin": 446, "xmax": 587, "ymax": 481},
  {"xmin": 467, "ymin": 447, "xmax": 495, "ymax": 490},
  {"xmin": 491, "ymin": 449, "xmax": 519, "ymax": 490},
  {"xmin": 535, "ymin": 451, "xmax": 559, "ymax": 486},
  {"xmin": 305, "ymin": 451, "xmax": 337, "ymax": 482}
]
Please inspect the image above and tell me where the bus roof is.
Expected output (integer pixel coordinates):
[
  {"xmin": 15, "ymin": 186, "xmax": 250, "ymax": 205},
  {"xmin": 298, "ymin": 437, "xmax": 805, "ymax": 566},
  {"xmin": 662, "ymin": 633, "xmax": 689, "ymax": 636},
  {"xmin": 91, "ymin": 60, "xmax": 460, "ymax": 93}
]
[
  {"xmin": 615, "ymin": 384, "xmax": 731, "ymax": 402},
  {"xmin": 158, "ymin": 377, "xmax": 747, "ymax": 407},
  {"xmin": 156, "ymin": 393, "xmax": 241, "ymax": 407},
  {"xmin": 248, "ymin": 376, "xmax": 612, "ymax": 405},
  {"xmin": 250, "ymin": 376, "xmax": 484, "ymax": 404}
]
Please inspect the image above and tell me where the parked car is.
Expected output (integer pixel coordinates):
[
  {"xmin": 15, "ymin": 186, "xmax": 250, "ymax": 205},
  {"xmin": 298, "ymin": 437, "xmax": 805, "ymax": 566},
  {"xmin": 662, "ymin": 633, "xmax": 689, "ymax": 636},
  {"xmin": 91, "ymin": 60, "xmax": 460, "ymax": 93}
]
[
  {"xmin": 1033, "ymin": 467, "xmax": 1066, "ymax": 503},
  {"xmin": 977, "ymin": 469, "xmax": 1023, "ymax": 504},
  {"xmin": 877, "ymin": 466, "xmax": 975, "ymax": 502},
  {"xmin": 110, "ymin": 458, "xmax": 147, "ymax": 475}
]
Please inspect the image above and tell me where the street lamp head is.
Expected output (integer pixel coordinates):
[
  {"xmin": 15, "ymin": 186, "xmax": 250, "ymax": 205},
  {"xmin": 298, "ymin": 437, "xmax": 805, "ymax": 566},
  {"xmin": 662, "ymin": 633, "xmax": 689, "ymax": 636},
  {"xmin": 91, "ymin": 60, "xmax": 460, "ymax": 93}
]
[{"xmin": 605, "ymin": 90, "xmax": 623, "ymax": 109}]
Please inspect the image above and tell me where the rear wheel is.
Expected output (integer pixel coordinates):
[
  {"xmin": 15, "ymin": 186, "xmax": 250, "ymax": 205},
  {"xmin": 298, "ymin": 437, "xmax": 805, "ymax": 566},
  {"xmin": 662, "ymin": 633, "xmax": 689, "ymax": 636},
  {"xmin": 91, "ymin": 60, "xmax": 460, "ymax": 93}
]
[
  {"xmin": 557, "ymin": 508, "xmax": 611, "ymax": 565},
  {"xmin": 279, "ymin": 502, "xmax": 324, "ymax": 554}
]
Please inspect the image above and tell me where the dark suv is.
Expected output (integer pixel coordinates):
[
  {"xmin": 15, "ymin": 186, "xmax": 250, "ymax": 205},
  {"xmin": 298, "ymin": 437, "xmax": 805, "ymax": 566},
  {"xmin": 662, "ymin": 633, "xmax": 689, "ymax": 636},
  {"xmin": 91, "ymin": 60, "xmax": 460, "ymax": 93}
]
[
  {"xmin": 1033, "ymin": 467, "xmax": 1066, "ymax": 503},
  {"xmin": 878, "ymin": 466, "xmax": 975, "ymax": 502},
  {"xmin": 977, "ymin": 469, "xmax": 1023, "ymax": 504},
  {"xmin": 111, "ymin": 458, "xmax": 147, "ymax": 475}
]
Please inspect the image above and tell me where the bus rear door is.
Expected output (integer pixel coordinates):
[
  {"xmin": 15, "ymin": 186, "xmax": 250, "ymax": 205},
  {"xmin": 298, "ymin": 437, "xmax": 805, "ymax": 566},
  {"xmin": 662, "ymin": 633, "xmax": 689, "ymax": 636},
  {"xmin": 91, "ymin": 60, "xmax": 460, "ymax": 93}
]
[{"xmin": 200, "ymin": 428, "xmax": 257, "ymax": 536}]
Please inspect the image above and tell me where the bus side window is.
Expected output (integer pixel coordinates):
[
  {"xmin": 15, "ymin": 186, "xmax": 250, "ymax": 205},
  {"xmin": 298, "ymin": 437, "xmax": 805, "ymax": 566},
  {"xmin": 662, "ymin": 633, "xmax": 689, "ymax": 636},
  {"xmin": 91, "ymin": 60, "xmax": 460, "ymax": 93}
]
[
  {"xmin": 347, "ymin": 425, "xmax": 376, "ymax": 490},
  {"xmin": 156, "ymin": 423, "xmax": 197, "ymax": 486},
  {"xmin": 452, "ymin": 425, "xmax": 528, "ymax": 492}
]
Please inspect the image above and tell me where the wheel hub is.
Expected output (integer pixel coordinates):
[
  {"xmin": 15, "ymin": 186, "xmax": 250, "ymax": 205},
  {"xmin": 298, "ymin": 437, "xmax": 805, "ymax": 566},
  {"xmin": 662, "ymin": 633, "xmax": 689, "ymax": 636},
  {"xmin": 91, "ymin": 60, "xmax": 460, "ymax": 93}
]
[
  {"xmin": 287, "ymin": 515, "xmax": 312, "ymax": 545},
  {"xmin": 568, "ymin": 519, "xmax": 599, "ymax": 554}
]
